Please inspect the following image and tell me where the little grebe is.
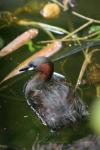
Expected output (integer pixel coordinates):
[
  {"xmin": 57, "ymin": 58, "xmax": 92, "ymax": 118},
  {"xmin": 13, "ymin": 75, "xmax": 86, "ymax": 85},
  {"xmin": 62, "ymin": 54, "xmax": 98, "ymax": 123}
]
[{"xmin": 20, "ymin": 56, "xmax": 88, "ymax": 131}]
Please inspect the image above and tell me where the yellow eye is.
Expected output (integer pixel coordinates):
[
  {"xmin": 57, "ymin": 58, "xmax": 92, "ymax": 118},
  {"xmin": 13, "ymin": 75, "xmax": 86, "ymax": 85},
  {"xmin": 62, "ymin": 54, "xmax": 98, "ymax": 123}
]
[{"xmin": 40, "ymin": 3, "xmax": 61, "ymax": 19}]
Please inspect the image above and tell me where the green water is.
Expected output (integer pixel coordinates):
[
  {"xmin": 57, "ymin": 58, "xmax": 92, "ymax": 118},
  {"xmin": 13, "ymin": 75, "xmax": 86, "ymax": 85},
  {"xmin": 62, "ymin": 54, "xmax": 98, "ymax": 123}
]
[{"xmin": 0, "ymin": 0, "xmax": 100, "ymax": 149}]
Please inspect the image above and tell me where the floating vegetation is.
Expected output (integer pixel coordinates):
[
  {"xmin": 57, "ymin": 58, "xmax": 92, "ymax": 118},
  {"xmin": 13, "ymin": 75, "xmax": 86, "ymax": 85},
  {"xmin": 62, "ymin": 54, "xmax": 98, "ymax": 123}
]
[{"xmin": 0, "ymin": 11, "xmax": 17, "ymax": 28}]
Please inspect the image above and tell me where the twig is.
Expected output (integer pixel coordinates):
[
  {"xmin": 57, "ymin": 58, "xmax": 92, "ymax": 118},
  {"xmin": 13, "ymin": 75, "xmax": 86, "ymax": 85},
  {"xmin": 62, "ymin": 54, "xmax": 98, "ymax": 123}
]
[
  {"xmin": 62, "ymin": 20, "xmax": 93, "ymax": 40},
  {"xmin": 77, "ymin": 31, "xmax": 100, "ymax": 41},
  {"xmin": 51, "ymin": 0, "xmax": 65, "ymax": 9},
  {"xmin": 75, "ymin": 49, "xmax": 100, "ymax": 89},
  {"xmin": 39, "ymin": 30, "xmax": 100, "ymax": 44},
  {"xmin": 38, "ymin": 11, "xmax": 100, "ymax": 44},
  {"xmin": 72, "ymin": 11, "xmax": 100, "ymax": 24}
]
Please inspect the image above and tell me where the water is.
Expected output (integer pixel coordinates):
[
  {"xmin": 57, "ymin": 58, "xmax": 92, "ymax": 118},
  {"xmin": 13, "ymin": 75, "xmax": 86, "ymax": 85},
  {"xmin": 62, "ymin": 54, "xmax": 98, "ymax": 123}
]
[{"xmin": 0, "ymin": 0, "xmax": 100, "ymax": 149}]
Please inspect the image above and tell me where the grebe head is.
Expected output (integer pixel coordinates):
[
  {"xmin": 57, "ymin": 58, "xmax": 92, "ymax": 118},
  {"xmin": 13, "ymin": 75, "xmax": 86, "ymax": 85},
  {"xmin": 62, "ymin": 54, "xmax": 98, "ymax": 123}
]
[{"xmin": 20, "ymin": 56, "xmax": 54, "ymax": 80}]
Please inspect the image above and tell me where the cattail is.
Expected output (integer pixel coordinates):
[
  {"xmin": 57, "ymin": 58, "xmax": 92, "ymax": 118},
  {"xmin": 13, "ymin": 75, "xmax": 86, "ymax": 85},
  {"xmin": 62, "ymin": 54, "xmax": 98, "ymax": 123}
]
[{"xmin": 0, "ymin": 28, "xmax": 38, "ymax": 57}]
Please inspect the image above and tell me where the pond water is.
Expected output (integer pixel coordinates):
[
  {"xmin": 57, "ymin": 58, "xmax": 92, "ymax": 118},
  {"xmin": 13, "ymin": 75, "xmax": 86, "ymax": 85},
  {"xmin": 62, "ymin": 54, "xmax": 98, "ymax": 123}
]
[{"xmin": 0, "ymin": 0, "xmax": 100, "ymax": 149}]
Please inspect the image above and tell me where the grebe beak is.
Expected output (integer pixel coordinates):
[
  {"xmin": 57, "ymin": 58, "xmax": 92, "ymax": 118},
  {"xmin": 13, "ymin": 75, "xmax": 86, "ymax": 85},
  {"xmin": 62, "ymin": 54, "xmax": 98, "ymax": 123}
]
[{"xmin": 19, "ymin": 65, "xmax": 34, "ymax": 72}]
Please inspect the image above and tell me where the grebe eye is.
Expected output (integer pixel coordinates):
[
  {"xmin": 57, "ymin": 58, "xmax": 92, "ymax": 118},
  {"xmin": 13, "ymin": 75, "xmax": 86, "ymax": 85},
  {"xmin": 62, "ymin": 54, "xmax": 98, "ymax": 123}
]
[{"xmin": 28, "ymin": 62, "xmax": 36, "ymax": 68}]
